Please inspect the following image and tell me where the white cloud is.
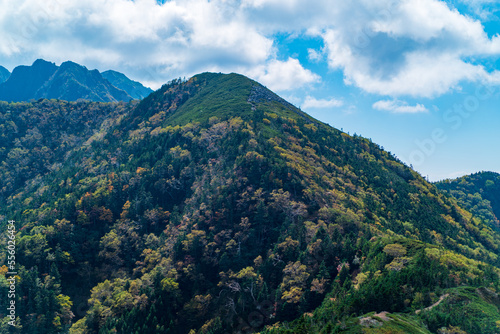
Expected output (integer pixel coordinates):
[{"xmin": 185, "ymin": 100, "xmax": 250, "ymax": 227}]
[
  {"xmin": 373, "ymin": 99, "xmax": 428, "ymax": 114},
  {"xmin": 456, "ymin": 0, "xmax": 499, "ymax": 19},
  {"xmin": 345, "ymin": 51, "xmax": 490, "ymax": 97},
  {"xmin": 302, "ymin": 96, "xmax": 343, "ymax": 109},
  {"xmin": 307, "ymin": 48, "xmax": 323, "ymax": 62},
  {"xmin": 315, "ymin": 0, "xmax": 500, "ymax": 97},
  {"xmin": 239, "ymin": 0, "xmax": 500, "ymax": 97},
  {"xmin": 248, "ymin": 58, "xmax": 320, "ymax": 91}
]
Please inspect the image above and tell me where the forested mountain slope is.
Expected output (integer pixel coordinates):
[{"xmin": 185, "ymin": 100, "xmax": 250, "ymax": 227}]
[
  {"xmin": 0, "ymin": 73, "xmax": 499, "ymax": 334},
  {"xmin": 436, "ymin": 172, "xmax": 500, "ymax": 232},
  {"xmin": 0, "ymin": 99, "xmax": 133, "ymax": 199}
]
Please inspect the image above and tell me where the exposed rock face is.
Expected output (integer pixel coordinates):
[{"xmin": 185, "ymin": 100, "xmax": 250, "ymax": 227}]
[
  {"xmin": 248, "ymin": 84, "xmax": 318, "ymax": 125},
  {"xmin": 359, "ymin": 316, "xmax": 383, "ymax": 328},
  {"xmin": 248, "ymin": 84, "xmax": 296, "ymax": 110}
]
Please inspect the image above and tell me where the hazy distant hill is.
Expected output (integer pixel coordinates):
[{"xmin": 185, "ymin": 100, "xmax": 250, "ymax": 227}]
[
  {"xmin": 0, "ymin": 59, "xmax": 153, "ymax": 102},
  {"xmin": 1, "ymin": 73, "xmax": 500, "ymax": 334},
  {"xmin": 0, "ymin": 65, "xmax": 9, "ymax": 83},
  {"xmin": 102, "ymin": 70, "xmax": 153, "ymax": 100}
]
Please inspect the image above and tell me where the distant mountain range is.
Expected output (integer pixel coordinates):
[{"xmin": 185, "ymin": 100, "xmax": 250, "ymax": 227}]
[{"xmin": 0, "ymin": 59, "xmax": 152, "ymax": 102}]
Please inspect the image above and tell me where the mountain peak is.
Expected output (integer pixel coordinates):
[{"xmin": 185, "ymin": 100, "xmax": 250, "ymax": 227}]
[
  {"xmin": 59, "ymin": 60, "xmax": 85, "ymax": 69},
  {"xmin": 0, "ymin": 59, "xmax": 58, "ymax": 102},
  {"xmin": 102, "ymin": 69, "xmax": 127, "ymax": 80},
  {"xmin": 102, "ymin": 69, "xmax": 153, "ymax": 100},
  {"xmin": 171, "ymin": 72, "xmax": 314, "ymax": 125},
  {"xmin": 32, "ymin": 58, "xmax": 57, "ymax": 68},
  {"xmin": 36, "ymin": 61, "xmax": 131, "ymax": 102}
]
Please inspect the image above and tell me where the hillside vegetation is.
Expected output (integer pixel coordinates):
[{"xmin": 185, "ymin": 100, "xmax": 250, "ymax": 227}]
[
  {"xmin": 436, "ymin": 172, "xmax": 500, "ymax": 231},
  {"xmin": 0, "ymin": 73, "xmax": 499, "ymax": 333}
]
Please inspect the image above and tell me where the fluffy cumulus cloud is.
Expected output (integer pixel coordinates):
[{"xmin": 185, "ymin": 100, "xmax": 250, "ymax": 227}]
[
  {"xmin": 243, "ymin": 0, "xmax": 500, "ymax": 97},
  {"xmin": 302, "ymin": 96, "xmax": 343, "ymax": 109},
  {"xmin": 1, "ymin": 0, "xmax": 500, "ymax": 96},
  {"xmin": 373, "ymin": 99, "xmax": 428, "ymax": 113},
  {"xmin": 322, "ymin": 0, "xmax": 500, "ymax": 97},
  {"xmin": 249, "ymin": 58, "xmax": 320, "ymax": 91}
]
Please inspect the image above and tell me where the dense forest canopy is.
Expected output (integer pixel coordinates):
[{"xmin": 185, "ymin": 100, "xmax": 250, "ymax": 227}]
[{"xmin": 0, "ymin": 73, "xmax": 499, "ymax": 333}]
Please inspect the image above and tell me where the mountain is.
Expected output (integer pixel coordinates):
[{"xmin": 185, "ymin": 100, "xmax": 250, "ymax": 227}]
[
  {"xmin": 0, "ymin": 59, "xmax": 58, "ymax": 102},
  {"xmin": 1, "ymin": 73, "xmax": 500, "ymax": 334},
  {"xmin": 0, "ymin": 59, "xmax": 139, "ymax": 102},
  {"xmin": 34, "ymin": 61, "xmax": 132, "ymax": 102},
  {"xmin": 0, "ymin": 65, "xmax": 10, "ymax": 83},
  {"xmin": 102, "ymin": 70, "xmax": 153, "ymax": 100},
  {"xmin": 436, "ymin": 171, "xmax": 500, "ymax": 231}
]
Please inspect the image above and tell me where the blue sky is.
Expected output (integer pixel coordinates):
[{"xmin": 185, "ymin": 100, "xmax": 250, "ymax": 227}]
[{"xmin": 0, "ymin": 0, "xmax": 499, "ymax": 181}]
